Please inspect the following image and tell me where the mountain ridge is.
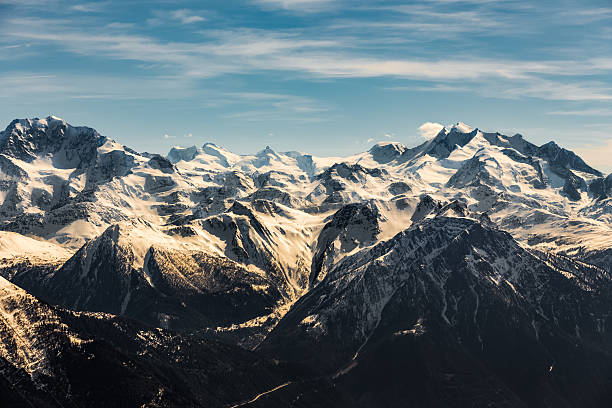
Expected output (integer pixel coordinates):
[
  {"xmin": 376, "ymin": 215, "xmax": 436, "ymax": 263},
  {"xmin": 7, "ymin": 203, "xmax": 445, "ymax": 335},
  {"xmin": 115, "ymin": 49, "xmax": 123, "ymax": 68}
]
[{"xmin": 1, "ymin": 115, "xmax": 611, "ymax": 406}]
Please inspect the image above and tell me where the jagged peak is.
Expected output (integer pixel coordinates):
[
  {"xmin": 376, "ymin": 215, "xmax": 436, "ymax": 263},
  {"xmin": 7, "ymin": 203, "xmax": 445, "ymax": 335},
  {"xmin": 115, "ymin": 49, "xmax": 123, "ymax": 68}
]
[
  {"xmin": 326, "ymin": 201, "xmax": 380, "ymax": 224},
  {"xmin": 370, "ymin": 141, "xmax": 406, "ymax": 150},
  {"xmin": 537, "ymin": 140, "xmax": 601, "ymax": 177},
  {"xmin": 202, "ymin": 142, "xmax": 236, "ymax": 156},
  {"xmin": 5, "ymin": 115, "xmax": 68, "ymax": 134},
  {"xmin": 540, "ymin": 140, "xmax": 559, "ymax": 149},
  {"xmin": 0, "ymin": 116, "xmax": 106, "ymax": 167},
  {"xmin": 446, "ymin": 122, "xmax": 475, "ymax": 134},
  {"xmin": 167, "ymin": 145, "xmax": 201, "ymax": 163},
  {"xmin": 369, "ymin": 141, "xmax": 407, "ymax": 164},
  {"xmin": 317, "ymin": 162, "xmax": 385, "ymax": 180},
  {"xmin": 170, "ymin": 144, "xmax": 199, "ymax": 152},
  {"xmin": 256, "ymin": 145, "xmax": 276, "ymax": 156},
  {"xmin": 419, "ymin": 123, "xmax": 480, "ymax": 159}
]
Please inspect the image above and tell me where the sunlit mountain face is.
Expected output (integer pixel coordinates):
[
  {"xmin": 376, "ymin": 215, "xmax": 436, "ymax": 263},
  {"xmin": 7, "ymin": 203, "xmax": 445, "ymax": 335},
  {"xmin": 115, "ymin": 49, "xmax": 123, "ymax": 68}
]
[{"xmin": 1, "ymin": 116, "xmax": 611, "ymax": 407}]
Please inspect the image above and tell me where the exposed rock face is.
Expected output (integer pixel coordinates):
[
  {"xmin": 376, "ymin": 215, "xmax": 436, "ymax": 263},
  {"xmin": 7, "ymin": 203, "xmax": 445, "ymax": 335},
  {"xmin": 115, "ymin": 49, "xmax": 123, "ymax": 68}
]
[
  {"xmin": 424, "ymin": 125, "xmax": 479, "ymax": 158},
  {"xmin": 261, "ymin": 217, "xmax": 612, "ymax": 407},
  {"xmin": 310, "ymin": 202, "xmax": 381, "ymax": 287},
  {"xmin": 538, "ymin": 140, "xmax": 602, "ymax": 177},
  {"xmin": 562, "ymin": 170, "xmax": 587, "ymax": 201},
  {"xmin": 0, "ymin": 155, "xmax": 28, "ymax": 179},
  {"xmin": 387, "ymin": 181, "xmax": 411, "ymax": 195},
  {"xmin": 147, "ymin": 154, "xmax": 175, "ymax": 173},
  {"xmin": 86, "ymin": 149, "xmax": 135, "ymax": 188},
  {"xmin": 249, "ymin": 186, "xmax": 297, "ymax": 207},
  {"xmin": 446, "ymin": 155, "xmax": 495, "ymax": 188},
  {"xmin": 167, "ymin": 145, "xmax": 200, "ymax": 163},
  {"xmin": 0, "ymin": 116, "xmax": 104, "ymax": 168},
  {"xmin": 411, "ymin": 194, "xmax": 442, "ymax": 222},
  {"xmin": 589, "ymin": 174, "xmax": 612, "ymax": 199},
  {"xmin": 144, "ymin": 174, "xmax": 176, "ymax": 193},
  {"xmin": 369, "ymin": 142, "xmax": 407, "ymax": 164}
]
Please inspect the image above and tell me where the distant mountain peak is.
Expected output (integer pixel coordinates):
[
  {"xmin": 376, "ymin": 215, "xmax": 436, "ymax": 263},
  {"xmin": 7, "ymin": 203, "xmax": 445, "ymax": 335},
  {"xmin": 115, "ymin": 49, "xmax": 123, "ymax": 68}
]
[
  {"xmin": 538, "ymin": 139, "xmax": 601, "ymax": 177},
  {"xmin": 446, "ymin": 121, "xmax": 475, "ymax": 134},
  {"xmin": 257, "ymin": 145, "xmax": 276, "ymax": 156},
  {"xmin": 0, "ymin": 115, "xmax": 105, "ymax": 166},
  {"xmin": 167, "ymin": 145, "xmax": 200, "ymax": 163},
  {"xmin": 369, "ymin": 141, "xmax": 407, "ymax": 164}
]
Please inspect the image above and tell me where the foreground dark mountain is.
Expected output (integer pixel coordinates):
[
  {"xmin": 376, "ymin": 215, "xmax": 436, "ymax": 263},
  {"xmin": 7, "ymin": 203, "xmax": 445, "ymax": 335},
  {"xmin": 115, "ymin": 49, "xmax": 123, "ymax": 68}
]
[
  {"xmin": 260, "ymin": 216, "xmax": 612, "ymax": 406},
  {"xmin": 0, "ymin": 277, "xmax": 351, "ymax": 407},
  {"xmin": 1, "ymin": 116, "xmax": 611, "ymax": 406}
]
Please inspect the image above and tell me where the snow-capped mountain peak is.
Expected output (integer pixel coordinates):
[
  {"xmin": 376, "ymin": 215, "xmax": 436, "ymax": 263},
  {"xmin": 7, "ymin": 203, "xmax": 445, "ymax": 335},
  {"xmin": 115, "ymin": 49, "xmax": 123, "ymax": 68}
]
[{"xmin": 447, "ymin": 121, "xmax": 474, "ymax": 133}]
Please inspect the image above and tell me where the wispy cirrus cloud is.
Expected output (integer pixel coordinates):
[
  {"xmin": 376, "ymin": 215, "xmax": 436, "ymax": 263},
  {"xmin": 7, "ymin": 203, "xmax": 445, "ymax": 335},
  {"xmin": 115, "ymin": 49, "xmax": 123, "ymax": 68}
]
[
  {"xmin": 556, "ymin": 7, "xmax": 612, "ymax": 24},
  {"xmin": 547, "ymin": 108, "xmax": 612, "ymax": 116},
  {"xmin": 70, "ymin": 2, "xmax": 108, "ymax": 13},
  {"xmin": 252, "ymin": 0, "xmax": 335, "ymax": 12},
  {"xmin": 385, "ymin": 84, "xmax": 471, "ymax": 93},
  {"xmin": 2, "ymin": 15, "xmax": 611, "ymax": 103},
  {"xmin": 498, "ymin": 79, "xmax": 612, "ymax": 101},
  {"xmin": 169, "ymin": 9, "xmax": 205, "ymax": 24},
  {"xmin": 146, "ymin": 8, "xmax": 206, "ymax": 26},
  {"xmin": 1, "ymin": 1, "xmax": 611, "ymax": 109},
  {"xmin": 221, "ymin": 92, "xmax": 331, "ymax": 122},
  {"xmin": 0, "ymin": 72, "xmax": 196, "ymax": 101},
  {"xmin": 0, "ymin": 71, "xmax": 332, "ymax": 123},
  {"xmin": 0, "ymin": 0, "xmax": 53, "ymax": 4}
]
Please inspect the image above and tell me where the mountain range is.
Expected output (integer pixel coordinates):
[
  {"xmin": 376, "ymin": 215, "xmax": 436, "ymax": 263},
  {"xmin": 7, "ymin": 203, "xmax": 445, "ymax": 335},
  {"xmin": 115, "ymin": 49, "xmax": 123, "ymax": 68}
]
[{"xmin": 1, "ymin": 116, "xmax": 611, "ymax": 407}]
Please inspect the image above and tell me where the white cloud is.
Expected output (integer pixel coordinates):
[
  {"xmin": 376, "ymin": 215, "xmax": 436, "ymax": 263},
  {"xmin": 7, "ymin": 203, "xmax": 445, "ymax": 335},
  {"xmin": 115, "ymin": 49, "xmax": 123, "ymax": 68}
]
[
  {"xmin": 499, "ymin": 79, "xmax": 612, "ymax": 101},
  {"xmin": 220, "ymin": 92, "xmax": 329, "ymax": 121},
  {"xmin": 546, "ymin": 108, "xmax": 612, "ymax": 116},
  {"xmin": 253, "ymin": 0, "xmax": 333, "ymax": 12},
  {"xmin": 106, "ymin": 22, "xmax": 134, "ymax": 29},
  {"xmin": 169, "ymin": 9, "xmax": 205, "ymax": 25},
  {"xmin": 70, "ymin": 2, "xmax": 107, "ymax": 13},
  {"xmin": 3, "ymin": 17, "xmax": 610, "ymax": 83},
  {"xmin": 385, "ymin": 84, "xmax": 470, "ymax": 93},
  {"xmin": 418, "ymin": 122, "xmax": 444, "ymax": 139},
  {"xmin": 0, "ymin": 0, "xmax": 53, "ymax": 4},
  {"xmin": 0, "ymin": 72, "xmax": 195, "ymax": 100},
  {"xmin": 1, "ymin": 14, "xmax": 611, "ymax": 102}
]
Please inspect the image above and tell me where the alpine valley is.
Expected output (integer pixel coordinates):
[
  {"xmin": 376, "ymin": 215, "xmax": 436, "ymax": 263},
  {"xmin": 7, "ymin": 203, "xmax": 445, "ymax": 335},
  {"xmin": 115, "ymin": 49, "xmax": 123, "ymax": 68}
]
[{"xmin": 1, "ymin": 116, "xmax": 611, "ymax": 407}]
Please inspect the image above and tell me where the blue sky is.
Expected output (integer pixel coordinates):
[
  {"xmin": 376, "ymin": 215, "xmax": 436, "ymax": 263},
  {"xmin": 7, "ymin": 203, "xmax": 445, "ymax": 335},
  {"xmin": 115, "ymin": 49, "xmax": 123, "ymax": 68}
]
[{"xmin": 0, "ymin": 0, "xmax": 610, "ymax": 171}]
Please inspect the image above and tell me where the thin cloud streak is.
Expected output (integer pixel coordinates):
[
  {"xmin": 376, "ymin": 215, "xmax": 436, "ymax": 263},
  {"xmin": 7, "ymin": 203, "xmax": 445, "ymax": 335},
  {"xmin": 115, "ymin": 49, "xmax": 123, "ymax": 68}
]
[
  {"xmin": 0, "ymin": 2, "xmax": 611, "ymax": 114},
  {"xmin": 169, "ymin": 9, "xmax": 205, "ymax": 24},
  {"xmin": 220, "ymin": 92, "xmax": 331, "ymax": 122},
  {"xmin": 70, "ymin": 2, "xmax": 108, "ymax": 12},
  {"xmin": 3, "ymin": 16, "xmax": 610, "ymax": 95},
  {"xmin": 252, "ymin": 0, "xmax": 335, "ymax": 12},
  {"xmin": 0, "ymin": 73, "xmax": 197, "ymax": 101},
  {"xmin": 547, "ymin": 108, "xmax": 612, "ymax": 116}
]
